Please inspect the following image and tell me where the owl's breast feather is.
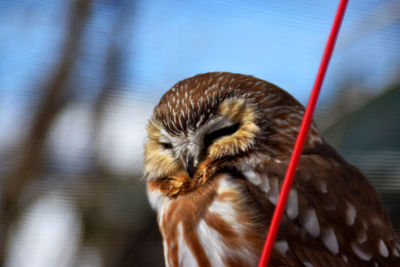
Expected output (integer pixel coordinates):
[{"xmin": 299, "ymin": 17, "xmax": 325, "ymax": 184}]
[{"xmin": 152, "ymin": 174, "xmax": 266, "ymax": 267}]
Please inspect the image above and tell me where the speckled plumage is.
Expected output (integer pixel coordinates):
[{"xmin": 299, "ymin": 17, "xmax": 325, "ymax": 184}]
[{"xmin": 144, "ymin": 72, "xmax": 400, "ymax": 267}]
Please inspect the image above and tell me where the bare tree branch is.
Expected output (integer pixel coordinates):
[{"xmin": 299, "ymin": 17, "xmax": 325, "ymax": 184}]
[{"xmin": 0, "ymin": 0, "xmax": 92, "ymax": 265}]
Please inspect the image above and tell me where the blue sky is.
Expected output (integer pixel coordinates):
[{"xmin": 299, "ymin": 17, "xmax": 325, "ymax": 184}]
[{"xmin": 125, "ymin": 0, "xmax": 399, "ymax": 102}]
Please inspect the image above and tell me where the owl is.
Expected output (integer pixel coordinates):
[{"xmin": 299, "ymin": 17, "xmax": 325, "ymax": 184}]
[{"xmin": 144, "ymin": 72, "xmax": 400, "ymax": 267}]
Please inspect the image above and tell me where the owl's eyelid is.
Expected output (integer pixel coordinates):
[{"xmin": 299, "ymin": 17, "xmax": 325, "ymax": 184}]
[
  {"xmin": 159, "ymin": 136, "xmax": 173, "ymax": 149},
  {"xmin": 204, "ymin": 122, "xmax": 240, "ymax": 148},
  {"xmin": 205, "ymin": 118, "xmax": 236, "ymax": 135}
]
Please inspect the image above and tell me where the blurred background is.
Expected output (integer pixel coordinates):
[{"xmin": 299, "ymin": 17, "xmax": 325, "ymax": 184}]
[{"xmin": 0, "ymin": 0, "xmax": 399, "ymax": 266}]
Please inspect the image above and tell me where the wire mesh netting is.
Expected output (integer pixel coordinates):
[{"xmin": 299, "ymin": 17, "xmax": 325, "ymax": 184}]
[{"xmin": 0, "ymin": 0, "xmax": 399, "ymax": 266}]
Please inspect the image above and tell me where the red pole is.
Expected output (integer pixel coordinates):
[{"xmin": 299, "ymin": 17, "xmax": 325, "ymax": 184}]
[{"xmin": 257, "ymin": 0, "xmax": 349, "ymax": 266}]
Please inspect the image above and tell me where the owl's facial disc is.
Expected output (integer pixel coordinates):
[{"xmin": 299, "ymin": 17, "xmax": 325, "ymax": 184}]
[
  {"xmin": 160, "ymin": 116, "xmax": 240, "ymax": 179},
  {"xmin": 144, "ymin": 96, "xmax": 261, "ymax": 184}
]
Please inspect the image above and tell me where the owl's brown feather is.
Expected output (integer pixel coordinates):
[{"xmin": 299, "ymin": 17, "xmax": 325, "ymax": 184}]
[
  {"xmin": 253, "ymin": 143, "xmax": 400, "ymax": 266},
  {"xmin": 144, "ymin": 72, "xmax": 400, "ymax": 266}
]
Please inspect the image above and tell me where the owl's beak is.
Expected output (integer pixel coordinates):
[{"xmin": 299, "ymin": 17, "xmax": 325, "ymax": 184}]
[{"xmin": 185, "ymin": 155, "xmax": 197, "ymax": 179}]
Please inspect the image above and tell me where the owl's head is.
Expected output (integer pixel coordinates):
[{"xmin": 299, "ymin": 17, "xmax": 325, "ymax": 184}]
[{"xmin": 144, "ymin": 72, "xmax": 321, "ymax": 196}]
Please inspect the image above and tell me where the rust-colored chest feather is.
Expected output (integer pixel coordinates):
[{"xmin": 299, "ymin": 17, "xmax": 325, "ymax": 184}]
[{"xmin": 150, "ymin": 174, "xmax": 269, "ymax": 267}]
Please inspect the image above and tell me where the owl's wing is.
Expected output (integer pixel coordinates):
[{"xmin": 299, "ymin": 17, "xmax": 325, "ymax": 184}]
[{"xmin": 248, "ymin": 143, "xmax": 400, "ymax": 266}]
